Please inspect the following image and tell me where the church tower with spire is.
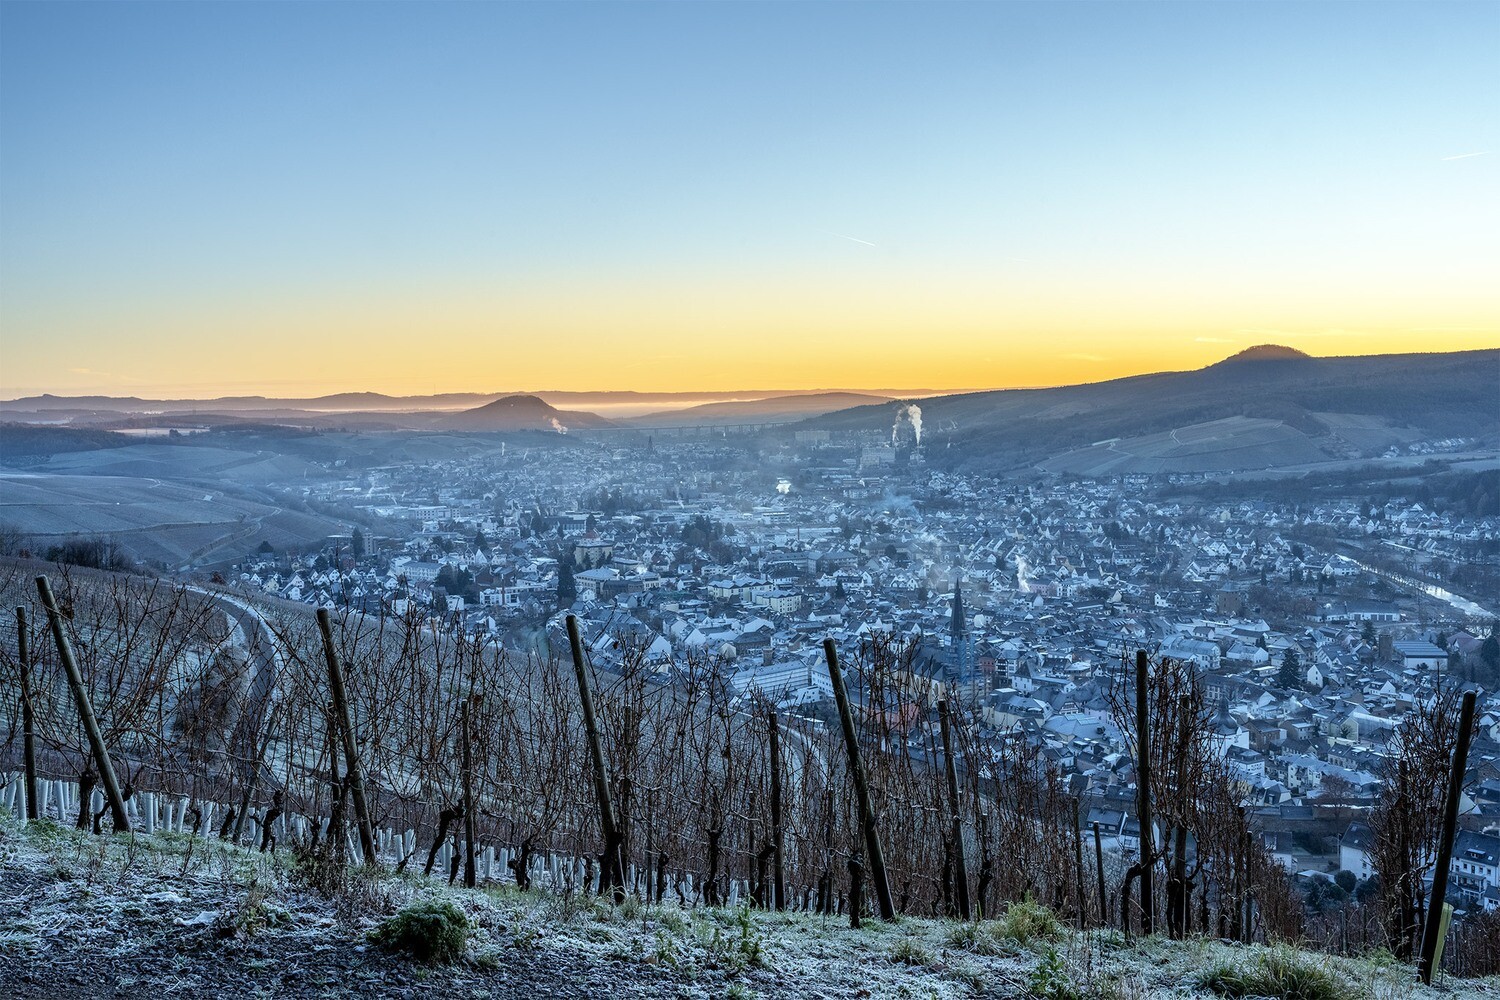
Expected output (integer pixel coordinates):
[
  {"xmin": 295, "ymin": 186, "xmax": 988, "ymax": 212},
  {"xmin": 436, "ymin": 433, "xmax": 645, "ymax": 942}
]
[{"xmin": 951, "ymin": 578, "xmax": 974, "ymax": 677}]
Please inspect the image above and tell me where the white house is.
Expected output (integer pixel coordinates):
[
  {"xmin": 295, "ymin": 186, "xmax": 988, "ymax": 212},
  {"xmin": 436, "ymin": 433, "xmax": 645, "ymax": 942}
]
[
  {"xmin": 1391, "ymin": 640, "xmax": 1447, "ymax": 671},
  {"xmin": 1340, "ymin": 823, "xmax": 1376, "ymax": 879}
]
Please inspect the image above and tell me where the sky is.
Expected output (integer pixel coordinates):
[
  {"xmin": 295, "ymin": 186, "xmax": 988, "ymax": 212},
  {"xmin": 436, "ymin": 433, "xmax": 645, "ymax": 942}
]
[{"xmin": 1, "ymin": 1, "xmax": 1496, "ymax": 398}]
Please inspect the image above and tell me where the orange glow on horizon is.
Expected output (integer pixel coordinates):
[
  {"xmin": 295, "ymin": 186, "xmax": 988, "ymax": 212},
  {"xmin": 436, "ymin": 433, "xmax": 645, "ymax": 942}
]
[
  {"xmin": 5, "ymin": 330, "xmax": 1496, "ymax": 399},
  {"xmin": 4, "ymin": 268, "xmax": 1496, "ymax": 398},
  {"xmin": 5, "ymin": 3, "xmax": 1497, "ymax": 401}
]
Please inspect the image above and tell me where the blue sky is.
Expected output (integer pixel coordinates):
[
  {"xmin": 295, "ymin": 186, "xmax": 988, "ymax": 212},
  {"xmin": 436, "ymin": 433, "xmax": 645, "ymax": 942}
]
[{"xmin": 2, "ymin": 1, "xmax": 1495, "ymax": 395}]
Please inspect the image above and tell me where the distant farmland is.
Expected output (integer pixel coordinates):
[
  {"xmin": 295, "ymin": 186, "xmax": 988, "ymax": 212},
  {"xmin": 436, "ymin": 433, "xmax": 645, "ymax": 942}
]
[
  {"xmin": 32, "ymin": 441, "xmax": 324, "ymax": 482},
  {"xmin": 1037, "ymin": 415, "xmax": 1395, "ymax": 476},
  {"xmin": 0, "ymin": 473, "xmax": 349, "ymax": 568}
]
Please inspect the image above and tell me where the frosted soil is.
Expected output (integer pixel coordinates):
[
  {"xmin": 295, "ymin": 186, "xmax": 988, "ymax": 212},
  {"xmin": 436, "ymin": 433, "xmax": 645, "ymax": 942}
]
[{"xmin": 1, "ymin": 812, "xmax": 1494, "ymax": 999}]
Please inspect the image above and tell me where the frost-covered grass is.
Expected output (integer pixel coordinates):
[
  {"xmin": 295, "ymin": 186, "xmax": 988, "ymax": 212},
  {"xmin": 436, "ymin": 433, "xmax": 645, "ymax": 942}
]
[
  {"xmin": 4, "ymin": 811, "xmax": 1500, "ymax": 999},
  {"xmin": 1196, "ymin": 944, "xmax": 1351, "ymax": 1000}
]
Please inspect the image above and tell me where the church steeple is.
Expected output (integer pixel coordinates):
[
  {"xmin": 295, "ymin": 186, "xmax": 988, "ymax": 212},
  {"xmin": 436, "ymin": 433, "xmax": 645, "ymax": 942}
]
[
  {"xmin": 951, "ymin": 581, "xmax": 966, "ymax": 641},
  {"xmin": 951, "ymin": 577, "xmax": 972, "ymax": 676}
]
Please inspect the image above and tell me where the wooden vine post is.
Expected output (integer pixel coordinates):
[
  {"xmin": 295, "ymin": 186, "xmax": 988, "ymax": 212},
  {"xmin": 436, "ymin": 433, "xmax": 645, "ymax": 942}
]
[
  {"xmin": 567, "ymin": 613, "xmax": 625, "ymax": 903},
  {"xmin": 16, "ymin": 607, "xmax": 39, "ymax": 821},
  {"xmin": 316, "ymin": 608, "xmax": 377, "ymax": 865},
  {"xmin": 768, "ymin": 710, "xmax": 787, "ymax": 911},
  {"xmin": 1093, "ymin": 821, "xmax": 1108, "ymax": 927},
  {"xmin": 937, "ymin": 699, "xmax": 971, "ymax": 920},
  {"xmin": 1169, "ymin": 690, "xmax": 1192, "ymax": 938},
  {"xmin": 1135, "ymin": 648, "xmax": 1154, "ymax": 935},
  {"xmin": 1417, "ymin": 688, "xmax": 1477, "ymax": 985},
  {"xmin": 823, "ymin": 637, "xmax": 895, "ymax": 920},
  {"xmin": 460, "ymin": 696, "xmax": 477, "ymax": 888},
  {"xmin": 232, "ymin": 703, "xmax": 283, "ymax": 843},
  {"xmin": 323, "ymin": 699, "xmax": 345, "ymax": 853},
  {"xmin": 1073, "ymin": 802, "xmax": 1087, "ymax": 930},
  {"xmin": 36, "ymin": 576, "xmax": 130, "ymax": 833}
]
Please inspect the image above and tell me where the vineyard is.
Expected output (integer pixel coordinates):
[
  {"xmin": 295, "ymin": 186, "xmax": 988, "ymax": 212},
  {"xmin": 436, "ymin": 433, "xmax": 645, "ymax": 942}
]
[{"xmin": 0, "ymin": 558, "xmax": 1496, "ymax": 997}]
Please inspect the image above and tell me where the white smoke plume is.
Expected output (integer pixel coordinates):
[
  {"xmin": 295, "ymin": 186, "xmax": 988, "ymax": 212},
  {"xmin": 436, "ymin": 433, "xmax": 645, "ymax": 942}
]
[
  {"xmin": 891, "ymin": 402, "xmax": 923, "ymax": 446},
  {"xmin": 1016, "ymin": 554, "xmax": 1032, "ymax": 593},
  {"xmin": 549, "ymin": 417, "xmax": 568, "ymax": 434}
]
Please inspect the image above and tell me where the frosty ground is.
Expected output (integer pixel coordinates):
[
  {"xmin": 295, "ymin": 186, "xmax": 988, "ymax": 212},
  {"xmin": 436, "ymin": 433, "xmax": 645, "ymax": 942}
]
[{"xmin": 1, "ymin": 812, "xmax": 1493, "ymax": 999}]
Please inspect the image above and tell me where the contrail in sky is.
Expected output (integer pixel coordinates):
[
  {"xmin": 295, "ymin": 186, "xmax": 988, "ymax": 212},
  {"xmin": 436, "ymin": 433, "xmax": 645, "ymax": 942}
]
[
  {"xmin": 1441, "ymin": 151, "xmax": 1490, "ymax": 160},
  {"xmin": 821, "ymin": 229, "xmax": 876, "ymax": 247}
]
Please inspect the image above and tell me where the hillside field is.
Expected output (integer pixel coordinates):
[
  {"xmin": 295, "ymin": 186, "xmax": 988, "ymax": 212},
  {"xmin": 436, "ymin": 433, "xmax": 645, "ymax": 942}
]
[{"xmin": 0, "ymin": 473, "xmax": 347, "ymax": 568}]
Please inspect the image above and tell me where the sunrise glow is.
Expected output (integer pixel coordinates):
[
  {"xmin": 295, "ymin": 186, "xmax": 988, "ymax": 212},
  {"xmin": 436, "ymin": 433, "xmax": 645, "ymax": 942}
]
[{"xmin": 2, "ymin": 2, "xmax": 1496, "ymax": 397}]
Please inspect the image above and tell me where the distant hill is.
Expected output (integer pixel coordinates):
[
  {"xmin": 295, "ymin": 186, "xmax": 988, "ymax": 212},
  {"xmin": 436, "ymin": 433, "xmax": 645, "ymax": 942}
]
[
  {"xmin": 626, "ymin": 392, "xmax": 893, "ymax": 428},
  {"xmin": 439, "ymin": 395, "xmax": 612, "ymax": 433},
  {"xmin": 0, "ymin": 391, "xmax": 498, "ymax": 413},
  {"xmin": 1219, "ymin": 344, "xmax": 1312, "ymax": 362},
  {"xmin": 1, "ymin": 387, "xmax": 959, "ymax": 420},
  {"xmin": 804, "ymin": 347, "xmax": 1500, "ymax": 473}
]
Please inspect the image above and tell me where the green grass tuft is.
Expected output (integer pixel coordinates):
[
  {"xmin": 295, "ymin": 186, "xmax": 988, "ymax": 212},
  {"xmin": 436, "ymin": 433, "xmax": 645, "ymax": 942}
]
[
  {"xmin": 996, "ymin": 897, "xmax": 1064, "ymax": 947},
  {"xmin": 889, "ymin": 935, "xmax": 937, "ymax": 967},
  {"xmin": 369, "ymin": 899, "xmax": 470, "ymax": 964},
  {"xmin": 945, "ymin": 920, "xmax": 1013, "ymax": 956},
  {"xmin": 655, "ymin": 905, "xmax": 691, "ymax": 935},
  {"xmin": 1196, "ymin": 944, "xmax": 1358, "ymax": 1000},
  {"xmin": 1026, "ymin": 947, "xmax": 1083, "ymax": 1000}
]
